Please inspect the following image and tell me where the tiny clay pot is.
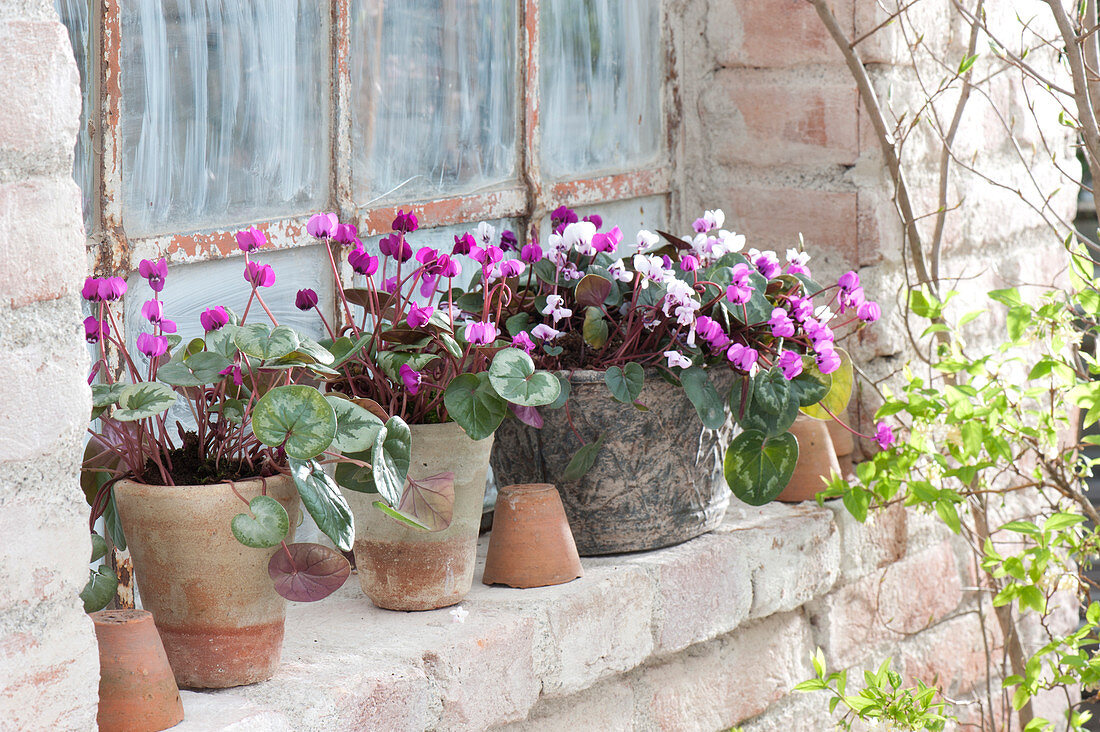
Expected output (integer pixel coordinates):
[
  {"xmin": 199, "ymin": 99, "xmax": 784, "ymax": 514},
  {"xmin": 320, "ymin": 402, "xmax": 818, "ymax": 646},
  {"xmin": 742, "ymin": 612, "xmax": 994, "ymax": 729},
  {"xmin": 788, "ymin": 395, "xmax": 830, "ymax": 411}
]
[
  {"xmin": 776, "ymin": 416, "xmax": 842, "ymax": 503},
  {"xmin": 483, "ymin": 484, "xmax": 583, "ymax": 589},
  {"xmin": 93, "ymin": 609, "xmax": 185, "ymax": 732}
]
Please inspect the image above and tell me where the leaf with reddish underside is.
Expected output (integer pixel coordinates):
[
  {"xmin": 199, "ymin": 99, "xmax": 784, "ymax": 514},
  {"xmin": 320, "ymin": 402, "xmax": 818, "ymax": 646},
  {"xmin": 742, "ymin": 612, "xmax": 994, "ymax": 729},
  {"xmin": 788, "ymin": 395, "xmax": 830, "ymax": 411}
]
[
  {"xmin": 268, "ymin": 542, "xmax": 351, "ymax": 602},
  {"xmin": 390, "ymin": 472, "xmax": 455, "ymax": 532},
  {"xmin": 352, "ymin": 397, "xmax": 390, "ymax": 423},
  {"xmin": 510, "ymin": 402, "xmax": 544, "ymax": 428},
  {"xmin": 574, "ymin": 274, "xmax": 613, "ymax": 308}
]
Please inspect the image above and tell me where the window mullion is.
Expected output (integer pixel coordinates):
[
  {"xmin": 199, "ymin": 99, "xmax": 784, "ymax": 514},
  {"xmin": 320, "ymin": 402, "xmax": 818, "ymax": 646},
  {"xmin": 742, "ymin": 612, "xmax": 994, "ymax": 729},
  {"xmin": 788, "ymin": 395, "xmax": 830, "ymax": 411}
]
[
  {"xmin": 93, "ymin": 0, "xmax": 130, "ymax": 277},
  {"xmin": 332, "ymin": 0, "xmax": 355, "ymax": 323},
  {"xmin": 521, "ymin": 0, "xmax": 544, "ymax": 238}
]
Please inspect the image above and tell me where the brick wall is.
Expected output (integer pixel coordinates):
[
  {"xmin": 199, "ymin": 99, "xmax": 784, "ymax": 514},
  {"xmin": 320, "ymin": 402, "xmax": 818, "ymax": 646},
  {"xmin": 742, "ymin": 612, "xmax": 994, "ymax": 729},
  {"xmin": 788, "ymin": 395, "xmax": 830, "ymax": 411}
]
[{"xmin": 0, "ymin": 0, "xmax": 98, "ymax": 728}]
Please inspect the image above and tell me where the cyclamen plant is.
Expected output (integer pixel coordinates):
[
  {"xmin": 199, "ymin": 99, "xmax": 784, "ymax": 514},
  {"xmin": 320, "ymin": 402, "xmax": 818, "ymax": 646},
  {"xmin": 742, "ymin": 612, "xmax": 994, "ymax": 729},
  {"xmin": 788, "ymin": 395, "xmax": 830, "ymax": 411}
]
[{"xmin": 462, "ymin": 205, "xmax": 892, "ymax": 504}]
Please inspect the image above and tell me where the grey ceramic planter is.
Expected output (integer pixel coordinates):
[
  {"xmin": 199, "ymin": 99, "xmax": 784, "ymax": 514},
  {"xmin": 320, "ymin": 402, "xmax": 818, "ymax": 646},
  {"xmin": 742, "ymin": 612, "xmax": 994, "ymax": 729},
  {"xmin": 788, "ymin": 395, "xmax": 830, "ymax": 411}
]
[{"xmin": 490, "ymin": 370, "xmax": 733, "ymax": 555}]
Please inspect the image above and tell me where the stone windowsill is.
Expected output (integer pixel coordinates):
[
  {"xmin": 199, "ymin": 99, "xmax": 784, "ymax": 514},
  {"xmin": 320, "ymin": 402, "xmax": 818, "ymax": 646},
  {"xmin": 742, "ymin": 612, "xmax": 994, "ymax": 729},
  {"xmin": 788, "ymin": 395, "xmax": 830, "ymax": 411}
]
[{"xmin": 176, "ymin": 500, "xmax": 845, "ymax": 731}]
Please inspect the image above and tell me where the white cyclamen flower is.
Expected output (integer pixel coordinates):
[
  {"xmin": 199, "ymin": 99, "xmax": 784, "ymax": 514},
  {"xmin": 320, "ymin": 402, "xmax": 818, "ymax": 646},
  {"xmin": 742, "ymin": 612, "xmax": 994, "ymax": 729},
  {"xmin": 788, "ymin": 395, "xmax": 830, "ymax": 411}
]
[
  {"xmin": 663, "ymin": 350, "xmax": 692, "ymax": 369},
  {"xmin": 562, "ymin": 221, "xmax": 597, "ymax": 255},
  {"xmin": 636, "ymin": 229, "xmax": 660, "ymax": 249},
  {"xmin": 476, "ymin": 221, "xmax": 496, "ymax": 245}
]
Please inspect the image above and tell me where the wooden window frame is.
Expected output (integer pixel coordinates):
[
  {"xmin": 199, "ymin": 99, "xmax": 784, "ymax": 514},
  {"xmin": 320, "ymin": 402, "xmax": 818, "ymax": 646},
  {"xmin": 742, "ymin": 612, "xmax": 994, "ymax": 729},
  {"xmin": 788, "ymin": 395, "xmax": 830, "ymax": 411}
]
[{"xmin": 84, "ymin": 0, "xmax": 677, "ymax": 277}]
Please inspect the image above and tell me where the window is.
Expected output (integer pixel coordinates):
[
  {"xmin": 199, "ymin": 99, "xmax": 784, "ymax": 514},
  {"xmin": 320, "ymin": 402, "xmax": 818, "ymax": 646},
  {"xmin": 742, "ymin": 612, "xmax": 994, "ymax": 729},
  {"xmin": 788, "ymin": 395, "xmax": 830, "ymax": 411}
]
[{"xmin": 57, "ymin": 0, "xmax": 671, "ymax": 340}]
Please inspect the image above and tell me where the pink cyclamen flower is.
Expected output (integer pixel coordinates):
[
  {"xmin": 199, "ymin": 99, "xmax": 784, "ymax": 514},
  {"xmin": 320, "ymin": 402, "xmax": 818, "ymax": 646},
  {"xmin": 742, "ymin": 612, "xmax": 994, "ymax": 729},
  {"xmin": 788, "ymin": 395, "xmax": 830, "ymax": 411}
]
[
  {"xmin": 141, "ymin": 299, "xmax": 177, "ymax": 333},
  {"xmin": 838, "ymin": 270, "xmax": 860, "ymax": 294},
  {"xmin": 348, "ymin": 248, "xmax": 379, "ymax": 276},
  {"xmin": 235, "ymin": 226, "xmax": 267, "ymax": 252},
  {"xmin": 438, "ymin": 255, "xmax": 461, "ymax": 278},
  {"xmin": 768, "ymin": 307, "xmax": 796, "ymax": 338},
  {"xmin": 416, "ymin": 246, "xmax": 439, "ymax": 267},
  {"xmin": 725, "ymin": 263, "xmax": 752, "ymax": 304},
  {"xmin": 399, "ymin": 363, "xmax": 422, "ymax": 395},
  {"xmin": 407, "ymin": 303, "xmax": 433, "ymax": 330},
  {"xmin": 753, "ymin": 251, "xmax": 782, "ymax": 280},
  {"xmin": 777, "ymin": 350, "xmax": 803, "ymax": 380},
  {"xmin": 81, "ymin": 277, "xmax": 101, "ymax": 301},
  {"xmin": 726, "ymin": 343, "xmax": 759, "ymax": 372},
  {"xmin": 583, "ymin": 213, "xmax": 602, "ymax": 229},
  {"xmin": 200, "ymin": 306, "xmax": 228, "ymax": 332},
  {"xmin": 464, "ymin": 321, "xmax": 498, "ymax": 346},
  {"xmin": 382, "ymin": 276, "xmax": 398, "ymax": 294},
  {"xmin": 499, "ymin": 259, "xmax": 525, "ymax": 278},
  {"xmin": 500, "ymin": 229, "xmax": 519, "ymax": 251},
  {"xmin": 789, "ymin": 296, "xmax": 814, "ymax": 323},
  {"xmin": 452, "ymin": 233, "xmax": 475, "ymax": 255},
  {"xmin": 138, "ymin": 258, "xmax": 168, "ymax": 292},
  {"xmin": 804, "ymin": 319, "xmax": 835, "ymax": 347},
  {"xmin": 98, "ymin": 277, "xmax": 127, "ymax": 302},
  {"xmin": 333, "ymin": 223, "xmax": 358, "ymax": 245},
  {"xmin": 874, "ymin": 422, "xmax": 895, "ymax": 450},
  {"xmin": 592, "ymin": 226, "xmax": 623, "ymax": 254},
  {"xmin": 511, "ymin": 331, "xmax": 536, "ymax": 353},
  {"xmin": 839, "ymin": 286, "xmax": 866, "ymax": 314},
  {"xmin": 295, "ymin": 288, "xmax": 318, "ymax": 311},
  {"xmin": 815, "ymin": 344, "xmax": 842, "ymax": 375},
  {"xmin": 137, "ymin": 332, "xmax": 168, "ymax": 359},
  {"xmin": 680, "ymin": 255, "xmax": 700, "ymax": 272},
  {"xmin": 307, "ymin": 212, "xmax": 339, "ymax": 238},
  {"xmin": 392, "ymin": 210, "xmax": 419, "ymax": 234},
  {"xmin": 379, "ymin": 234, "xmax": 413, "ymax": 262},
  {"xmin": 663, "ymin": 350, "xmax": 692, "ymax": 369},
  {"xmin": 857, "ymin": 300, "xmax": 881, "ymax": 323},
  {"xmin": 520, "ymin": 242, "xmax": 544, "ymax": 263},
  {"xmin": 531, "ymin": 323, "xmax": 561, "ymax": 341},
  {"xmin": 219, "ymin": 363, "xmax": 244, "ymax": 387},
  {"xmin": 550, "ymin": 205, "xmax": 578, "ymax": 234},
  {"xmin": 243, "ymin": 261, "xmax": 276, "ymax": 288},
  {"xmin": 84, "ymin": 316, "xmax": 108, "ymax": 343}
]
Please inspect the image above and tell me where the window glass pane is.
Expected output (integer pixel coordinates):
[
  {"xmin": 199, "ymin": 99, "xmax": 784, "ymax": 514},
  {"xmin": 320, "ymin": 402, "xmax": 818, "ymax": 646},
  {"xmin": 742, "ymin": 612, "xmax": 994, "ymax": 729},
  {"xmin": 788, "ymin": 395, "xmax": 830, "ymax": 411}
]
[
  {"xmin": 120, "ymin": 1, "xmax": 329, "ymax": 237},
  {"xmin": 54, "ymin": 0, "xmax": 94, "ymax": 231},
  {"xmin": 540, "ymin": 0, "xmax": 662, "ymax": 180},
  {"xmin": 351, "ymin": 0, "xmax": 518, "ymax": 204}
]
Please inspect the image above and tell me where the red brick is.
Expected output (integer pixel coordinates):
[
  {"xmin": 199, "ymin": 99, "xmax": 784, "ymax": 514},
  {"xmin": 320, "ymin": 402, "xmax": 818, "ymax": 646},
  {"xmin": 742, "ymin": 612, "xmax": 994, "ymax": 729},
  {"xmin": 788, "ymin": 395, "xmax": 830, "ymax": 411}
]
[
  {"xmin": 829, "ymin": 501, "xmax": 908, "ymax": 582},
  {"xmin": 703, "ymin": 70, "xmax": 859, "ymax": 167},
  {"xmin": 0, "ymin": 178, "xmax": 86, "ymax": 308},
  {"xmin": 707, "ymin": 0, "xmax": 853, "ymax": 68},
  {"xmin": 724, "ymin": 186, "xmax": 859, "ymax": 270},
  {"xmin": 900, "ymin": 613, "xmax": 995, "ymax": 697}
]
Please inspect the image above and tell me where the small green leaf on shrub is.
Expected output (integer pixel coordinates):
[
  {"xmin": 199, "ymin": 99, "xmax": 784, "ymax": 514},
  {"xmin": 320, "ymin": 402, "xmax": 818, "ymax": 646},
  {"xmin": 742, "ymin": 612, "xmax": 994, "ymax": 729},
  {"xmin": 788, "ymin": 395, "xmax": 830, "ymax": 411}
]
[
  {"xmin": 605, "ymin": 363, "xmax": 644, "ymax": 404},
  {"xmin": 231, "ymin": 495, "xmax": 290, "ymax": 548},
  {"xmin": 252, "ymin": 385, "xmax": 337, "ymax": 460},
  {"xmin": 724, "ymin": 429, "xmax": 799, "ymax": 506},
  {"xmin": 112, "ymin": 382, "xmax": 178, "ymax": 422},
  {"xmin": 289, "ymin": 458, "xmax": 354, "ymax": 552},
  {"xmin": 680, "ymin": 367, "xmax": 726, "ymax": 429}
]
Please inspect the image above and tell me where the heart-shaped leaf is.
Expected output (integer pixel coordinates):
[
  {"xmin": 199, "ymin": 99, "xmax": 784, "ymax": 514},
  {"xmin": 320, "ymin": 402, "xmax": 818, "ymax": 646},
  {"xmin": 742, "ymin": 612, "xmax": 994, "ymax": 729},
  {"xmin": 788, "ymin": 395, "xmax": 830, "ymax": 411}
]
[
  {"xmin": 724, "ymin": 429, "xmax": 799, "ymax": 506},
  {"xmin": 112, "ymin": 382, "xmax": 178, "ymax": 421},
  {"xmin": 563, "ymin": 434, "xmax": 606, "ymax": 482},
  {"xmin": 325, "ymin": 395, "xmax": 384, "ymax": 453},
  {"xmin": 286, "ymin": 336, "xmax": 336, "ymax": 366},
  {"xmin": 289, "ymin": 458, "xmax": 354, "ymax": 551},
  {"xmin": 506, "ymin": 312, "xmax": 531, "ymax": 336},
  {"xmin": 510, "ymin": 402, "xmax": 544, "ymax": 428},
  {"xmin": 575, "ymin": 274, "xmax": 613, "ymax": 307},
  {"xmin": 252, "ymin": 385, "xmax": 337, "ymax": 460},
  {"xmin": 753, "ymin": 367, "xmax": 791, "ymax": 416},
  {"xmin": 445, "ymin": 372, "xmax": 508, "ymax": 440},
  {"xmin": 205, "ymin": 324, "xmax": 241, "ymax": 358},
  {"xmin": 605, "ymin": 363, "xmax": 644, "ymax": 404},
  {"xmin": 157, "ymin": 351, "xmax": 233, "ymax": 386},
  {"xmin": 268, "ymin": 542, "xmax": 351, "ymax": 602},
  {"xmin": 371, "ymin": 417, "xmax": 412, "ymax": 507},
  {"xmin": 735, "ymin": 371, "xmax": 799, "ymax": 438},
  {"xmin": 790, "ymin": 361, "xmax": 832, "ymax": 407},
  {"xmin": 548, "ymin": 374, "xmax": 571, "ymax": 410},
  {"xmin": 680, "ymin": 367, "xmax": 726, "ymax": 429},
  {"xmin": 215, "ymin": 398, "xmax": 246, "ymax": 425},
  {"xmin": 80, "ymin": 566, "xmax": 118, "ymax": 613},
  {"xmin": 800, "ymin": 348, "xmax": 853, "ymax": 419},
  {"xmin": 234, "ymin": 323, "xmax": 300, "ymax": 361},
  {"xmin": 582, "ymin": 307, "xmax": 609, "ymax": 349},
  {"xmin": 90, "ymin": 532, "xmax": 108, "ymax": 563},
  {"xmin": 327, "ymin": 333, "xmax": 372, "ymax": 367},
  {"xmin": 231, "ymin": 495, "xmax": 290, "ymax": 548},
  {"xmin": 387, "ymin": 471, "xmax": 455, "ymax": 531},
  {"xmin": 488, "ymin": 349, "xmax": 562, "ymax": 407},
  {"xmin": 91, "ymin": 383, "xmax": 127, "ymax": 408}
]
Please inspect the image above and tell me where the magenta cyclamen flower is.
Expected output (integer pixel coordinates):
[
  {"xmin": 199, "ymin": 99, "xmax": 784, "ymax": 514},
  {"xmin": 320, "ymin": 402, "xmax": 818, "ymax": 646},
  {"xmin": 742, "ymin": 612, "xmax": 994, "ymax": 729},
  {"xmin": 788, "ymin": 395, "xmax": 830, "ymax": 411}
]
[
  {"xmin": 407, "ymin": 303, "xmax": 433, "ymax": 329},
  {"xmin": 857, "ymin": 300, "xmax": 881, "ymax": 323},
  {"xmin": 511, "ymin": 331, "xmax": 535, "ymax": 353},
  {"xmin": 726, "ymin": 343, "xmax": 759, "ymax": 372},
  {"xmin": 550, "ymin": 205, "xmax": 578, "ymax": 234},
  {"xmin": 137, "ymin": 332, "xmax": 168, "ymax": 359},
  {"xmin": 499, "ymin": 260, "xmax": 525, "ymax": 278},
  {"xmin": 399, "ymin": 364, "xmax": 422, "ymax": 395},
  {"xmin": 84, "ymin": 316, "xmax": 108, "ymax": 343},
  {"xmin": 754, "ymin": 251, "xmax": 782, "ymax": 280},
  {"xmin": 307, "ymin": 212, "xmax": 339, "ymax": 238},
  {"xmin": 141, "ymin": 299, "xmax": 177, "ymax": 333},
  {"xmin": 452, "ymin": 233, "xmax": 475, "ymax": 255},
  {"xmin": 839, "ymin": 286, "xmax": 866, "ymax": 314},
  {"xmin": 392, "ymin": 210, "xmax": 419, "ymax": 233},
  {"xmin": 768, "ymin": 307, "xmax": 796, "ymax": 338},
  {"xmin": 520, "ymin": 242, "xmax": 544, "ymax": 263},
  {"xmin": 295, "ymin": 288, "xmax": 319, "ymax": 311},
  {"xmin": 379, "ymin": 234, "xmax": 413, "ymax": 262},
  {"xmin": 438, "ymin": 255, "xmax": 461, "ymax": 278},
  {"xmin": 726, "ymin": 263, "xmax": 753, "ymax": 305},
  {"xmin": 500, "ymin": 229, "xmax": 519, "ymax": 251},
  {"xmin": 244, "ymin": 261, "xmax": 276, "ymax": 288},
  {"xmin": 815, "ymin": 343, "xmax": 842, "ymax": 375},
  {"xmin": 348, "ymin": 248, "xmax": 379, "ymax": 276},
  {"xmin": 695, "ymin": 315, "xmax": 729, "ymax": 349},
  {"xmin": 200, "ymin": 306, "xmax": 228, "ymax": 332},
  {"xmin": 138, "ymin": 258, "xmax": 168, "ymax": 292},
  {"xmin": 81, "ymin": 278, "xmax": 101, "ymax": 301},
  {"xmin": 583, "ymin": 213, "xmax": 602, "ymax": 229},
  {"xmin": 98, "ymin": 277, "xmax": 127, "ymax": 302},
  {"xmin": 592, "ymin": 226, "xmax": 623, "ymax": 254},
  {"xmin": 464, "ymin": 321, "xmax": 498, "ymax": 346},
  {"xmin": 333, "ymin": 223, "xmax": 358, "ymax": 245},
  {"xmin": 789, "ymin": 296, "xmax": 814, "ymax": 323},
  {"xmin": 838, "ymin": 270, "xmax": 860, "ymax": 294},
  {"xmin": 777, "ymin": 350, "xmax": 803, "ymax": 380},
  {"xmin": 680, "ymin": 255, "xmax": 700, "ymax": 272},
  {"xmin": 874, "ymin": 421, "xmax": 895, "ymax": 450},
  {"xmin": 235, "ymin": 226, "xmax": 266, "ymax": 252},
  {"xmin": 220, "ymin": 363, "xmax": 244, "ymax": 387}
]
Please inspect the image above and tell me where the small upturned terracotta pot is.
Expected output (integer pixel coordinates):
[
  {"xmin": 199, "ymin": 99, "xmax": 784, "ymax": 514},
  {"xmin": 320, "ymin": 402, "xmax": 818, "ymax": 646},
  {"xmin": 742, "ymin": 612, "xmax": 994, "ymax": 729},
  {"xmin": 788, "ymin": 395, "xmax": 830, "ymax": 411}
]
[
  {"xmin": 93, "ymin": 609, "xmax": 184, "ymax": 732},
  {"xmin": 483, "ymin": 483, "xmax": 584, "ymax": 589},
  {"xmin": 113, "ymin": 475, "xmax": 298, "ymax": 689},
  {"xmin": 826, "ymin": 418, "xmax": 855, "ymax": 478},
  {"xmin": 342, "ymin": 421, "xmax": 493, "ymax": 611},
  {"xmin": 776, "ymin": 415, "xmax": 841, "ymax": 503}
]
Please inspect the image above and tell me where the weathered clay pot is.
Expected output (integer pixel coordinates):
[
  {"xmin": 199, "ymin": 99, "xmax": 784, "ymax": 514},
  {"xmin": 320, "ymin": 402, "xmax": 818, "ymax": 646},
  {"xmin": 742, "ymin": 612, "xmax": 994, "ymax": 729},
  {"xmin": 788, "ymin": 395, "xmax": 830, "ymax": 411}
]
[
  {"xmin": 776, "ymin": 415, "xmax": 841, "ymax": 502},
  {"xmin": 491, "ymin": 370, "xmax": 732, "ymax": 555},
  {"xmin": 483, "ymin": 483, "xmax": 583, "ymax": 589},
  {"xmin": 826, "ymin": 417, "xmax": 855, "ymax": 479},
  {"xmin": 113, "ymin": 475, "xmax": 299, "ymax": 689},
  {"xmin": 92, "ymin": 609, "xmax": 184, "ymax": 732},
  {"xmin": 342, "ymin": 422, "xmax": 493, "ymax": 611}
]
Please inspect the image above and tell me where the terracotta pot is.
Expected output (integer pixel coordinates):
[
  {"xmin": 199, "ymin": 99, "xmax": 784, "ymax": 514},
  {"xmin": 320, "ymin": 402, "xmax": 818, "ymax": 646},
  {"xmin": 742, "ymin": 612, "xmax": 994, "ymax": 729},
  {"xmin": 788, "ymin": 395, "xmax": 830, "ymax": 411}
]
[
  {"xmin": 113, "ymin": 475, "xmax": 298, "ymax": 688},
  {"xmin": 777, "ymin": 416, "xmax": 841, "ymax": 502},
  {"xmin": 483, "ymin": 483, "xmax": 583, "ymax": 589},
  {"xmin": 826, "ymin": 417, "xmax": 855, "ymax": 479},
  {"xmin": 491, "ymin": 370, "xmax": 732, "ymax": 555},
  {"xmin": 342, "ymin": 422, "xmax": 493, "ymax": 611},
  {"xmin": 93, "ymin": 609, "xmax": 184, "ymax": 732}
]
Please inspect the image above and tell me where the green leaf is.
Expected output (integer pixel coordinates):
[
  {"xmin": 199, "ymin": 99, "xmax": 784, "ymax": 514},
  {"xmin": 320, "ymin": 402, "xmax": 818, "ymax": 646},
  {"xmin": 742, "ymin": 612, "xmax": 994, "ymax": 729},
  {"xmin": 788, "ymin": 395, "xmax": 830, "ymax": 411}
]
[
  {"xmin": 80, "ymin": 566, "xmax": 118, "ymax": 613},
  {"xmin": 444, "ymin": 373, "xmax": 508, "ymax": 441},
  {"xmin": 1044, "ymin": 512, "xmax": 1085, "ymax": 532},
  {"xmin": 753, "ymin": 367, "xmax": 791, "ymax": 415},
  {"xmin": 604, "ymin": 363, "xmax": 644, "ymax": 404},
  {"xmin": 289, "ymin": 458, "xmax": 354, "ymax": 552},
  {"xmin": 680, "ymin": 367, "xmax": 726, "ymax": 429},
  {"xmin": 325, "ymin": 395, "xmax": 384, "ymax": 453},
  {"xmin": 958, "ymin": 52, "xmax": 978, "ymax": 74},
  {"xmin": 575, "ymin": 274, "xmax": 613, "ymax": 307},
  {"xmin": 91, "ymin": 383, "xmax": 127, "ymax": 408},
  {"xmin": 505, "ymin": 312, "xmax": 531, "ymax": 337},
  {"xmin": 488, "ymin": 348, "xmax": 562, "ymax": 407},
  {"xmin": 90, "ymin": 532, "xmax": 108, "ymax": 563},
  {"xmin": 790, "ymin": 362, "xmax": 831, "ymax": 407},
  {"xmin": 104, "ymin": 493, "xmax": 126, "ymax": 550},
  {"xmin": 1018, "ymin": 584, "xmax": 1046, "ymax": 613},
  {"xmin": 563, "ymin": 435, "xmax": 606, "ymax": 482},
  {"xmin": 800, "ymin": 348, "xmax": 853, "ymax": 419},
  {"xmin": 234, "ymin": 323, "xmax": 300, "ymax": 361},
  {"xmin": 724, "ymin": 429, "xmax": 799, "ymax": 506},
  {"xmin": 252, "ymin": 385, "xmax": 337, "ymax": 460},
  {"xmin": 547, "ymin": 374, "xmax": 571, "ymax": 410},
  {"xmin": 230, "ymin": 495, "xmax": 290, "ymax": 548},
  {"xmin": 582, "ymin": 307, "xmax": 609, "ymax": 349},
  {"xmin": 370, "ymin": 417, "xmax": 412, "ymax": 507},
  {"xmin": 157, "ymin": 351, "xmax": 232, "ymax": 386},
  {"xmin": 112, "ymin": 382, "xmax": 178, "ymax": 422},
  {"xmin": 371, "ymin": 500, "xmax": 431, "ymax": 530}
]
